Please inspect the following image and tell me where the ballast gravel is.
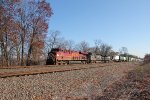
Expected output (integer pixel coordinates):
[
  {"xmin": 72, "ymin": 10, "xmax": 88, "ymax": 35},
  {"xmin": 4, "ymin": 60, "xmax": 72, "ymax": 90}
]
[{"xmin": 0, "ymin": 62, "xmax": 137, "ymax": 100}]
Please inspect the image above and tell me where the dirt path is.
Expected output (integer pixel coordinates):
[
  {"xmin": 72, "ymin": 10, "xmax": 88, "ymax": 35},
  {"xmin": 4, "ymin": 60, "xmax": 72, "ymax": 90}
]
[{"xmin": 0, "ymin": 62, "xmax": 138, "ymax": 100}]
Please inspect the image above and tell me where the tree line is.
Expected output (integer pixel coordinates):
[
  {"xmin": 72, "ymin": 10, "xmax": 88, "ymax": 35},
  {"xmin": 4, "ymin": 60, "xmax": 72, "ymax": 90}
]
[{"xmin": 0, "ymin": 0, "xmax": 52, "ymax": 66}]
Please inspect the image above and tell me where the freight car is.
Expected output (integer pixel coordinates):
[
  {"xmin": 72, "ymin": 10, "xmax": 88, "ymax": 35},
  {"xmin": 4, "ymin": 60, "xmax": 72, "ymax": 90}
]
[
  {"xmin": 113, "ymin": 55, "xmax": 127, "ymax": 62},
  {"xmin": 113, "ymin": 55, "xmax": 134, "ymax": 62}
]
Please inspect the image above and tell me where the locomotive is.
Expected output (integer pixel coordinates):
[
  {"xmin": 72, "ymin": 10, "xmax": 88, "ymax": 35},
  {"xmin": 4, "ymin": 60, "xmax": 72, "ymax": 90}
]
[
  {"xmin": 46, "ymin": 48, "xmax": 111, "ymax": 65},
  {"xmin": 46, "ymin": 48, "xmax": 89, "ymax": 65}
]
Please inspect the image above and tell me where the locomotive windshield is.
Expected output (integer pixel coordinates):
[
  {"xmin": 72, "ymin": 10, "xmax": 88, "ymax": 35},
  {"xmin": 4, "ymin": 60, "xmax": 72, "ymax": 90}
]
[{"xmin": 51, "ymin": 48, "xmax": 61, "ymax": 52}]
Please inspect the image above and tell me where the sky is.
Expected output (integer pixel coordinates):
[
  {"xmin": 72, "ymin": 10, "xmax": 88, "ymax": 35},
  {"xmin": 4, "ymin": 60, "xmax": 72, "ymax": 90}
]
[{"xmin": 47, "ymin": 0, "xmax": 150, "ymax": 58}]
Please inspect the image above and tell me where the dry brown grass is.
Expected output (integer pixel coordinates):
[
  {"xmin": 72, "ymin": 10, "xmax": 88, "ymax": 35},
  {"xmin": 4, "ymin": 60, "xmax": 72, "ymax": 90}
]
[{"xmin": 95, "ymin": 63, "xmax": 150, "ymax": 100}]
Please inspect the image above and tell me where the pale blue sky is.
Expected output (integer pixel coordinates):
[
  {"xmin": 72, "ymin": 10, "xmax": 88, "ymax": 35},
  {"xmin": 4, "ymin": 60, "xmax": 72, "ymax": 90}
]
[{"xmin": 47, "ymin": 0, "xmax": 150, "ymax": 58}]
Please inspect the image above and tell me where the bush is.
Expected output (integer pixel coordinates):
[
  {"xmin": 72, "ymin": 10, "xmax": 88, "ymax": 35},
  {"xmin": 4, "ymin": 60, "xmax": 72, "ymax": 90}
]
[{"xmin": 144, "ymin": 54, "xmax": 150, "ymax": 64}]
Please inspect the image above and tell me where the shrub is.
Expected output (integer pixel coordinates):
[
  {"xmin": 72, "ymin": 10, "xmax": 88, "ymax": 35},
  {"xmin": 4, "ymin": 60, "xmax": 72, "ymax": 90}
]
[{"xmin": 144, "ymin": 54, "xmax": 150, "ymax": 64}]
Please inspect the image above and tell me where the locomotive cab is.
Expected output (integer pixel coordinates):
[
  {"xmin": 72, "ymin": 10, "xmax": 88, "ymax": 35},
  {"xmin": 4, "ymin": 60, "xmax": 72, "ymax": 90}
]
[{"xmin": 46, "ymin": 48, "xmax": 59, "ymax": 65}]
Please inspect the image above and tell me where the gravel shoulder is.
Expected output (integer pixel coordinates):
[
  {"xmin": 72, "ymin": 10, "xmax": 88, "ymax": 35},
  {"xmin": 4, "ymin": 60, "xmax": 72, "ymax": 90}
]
[{"xmin": 0, "ymin": 62, "xmax": 138, "ymax": 100}]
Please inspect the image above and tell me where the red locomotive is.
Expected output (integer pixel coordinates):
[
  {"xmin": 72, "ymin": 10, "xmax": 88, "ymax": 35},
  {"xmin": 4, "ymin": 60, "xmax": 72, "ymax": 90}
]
[{"xmin": 46, "ymin": 48, "xmax": 89, "ymax": 65}]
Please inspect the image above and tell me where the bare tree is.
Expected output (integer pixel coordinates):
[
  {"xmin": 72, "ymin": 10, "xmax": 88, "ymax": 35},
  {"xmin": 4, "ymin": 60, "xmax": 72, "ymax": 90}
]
[
  {"xmin": 48, "ymin": 30, "xmax": 61, "ymax": 50},
  {"xmin": 75, "ymin": 41, "xmax": 90, "ymax": 52},
  {"xmin": 56, "ymin": 37, "xmax": 68, "ymax": 49},
  {"xmin": 50, "ymin": 38, "xmax": 75, "ymax": 50},
  {"xmin": 47, "ymin": 31, "xmax": 75, "ymax": 50},
  {"xmin": 119, "ymin": 47, "xmax": 128, "ymax": 55},
  {"xmin": 99, "ymin": 43, "xmax": 112, "ymax": 62},
  {"xmin": 100, "ymin": 43, "xmax": 112, "ymax": 57},
  {"xmin": 94, "ymin": 39, "xmax": 101, "ymax": 54},
  {"xmin": 65, "ymin": 40, "xmax": 75, "ymax": 50}
]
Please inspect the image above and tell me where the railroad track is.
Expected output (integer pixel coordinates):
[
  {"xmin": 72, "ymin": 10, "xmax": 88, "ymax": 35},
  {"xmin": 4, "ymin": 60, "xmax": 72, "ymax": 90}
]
[{"xmin": 0, "ymin": 62, "xmax": 125, "ymax": 78}]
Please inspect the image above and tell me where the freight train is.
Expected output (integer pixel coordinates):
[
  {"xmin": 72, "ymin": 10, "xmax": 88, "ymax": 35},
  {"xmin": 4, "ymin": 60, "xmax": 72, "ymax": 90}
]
[{"xmin": 46, "ymin": 48, "xmax": 139, "ymax": 65}]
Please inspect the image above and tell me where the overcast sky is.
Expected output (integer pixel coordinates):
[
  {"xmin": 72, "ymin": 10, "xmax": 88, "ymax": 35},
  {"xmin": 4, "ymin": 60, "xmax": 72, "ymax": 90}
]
[{"xmin": 47, "ymin": 0, "xmax": 150, "ymax": 58}]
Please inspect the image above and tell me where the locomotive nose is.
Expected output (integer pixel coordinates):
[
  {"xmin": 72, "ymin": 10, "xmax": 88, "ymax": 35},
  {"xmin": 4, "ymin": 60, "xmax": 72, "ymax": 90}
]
[{"xmin": 46, "ymin": 53, "xmax": 56, "ymax": 65}]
